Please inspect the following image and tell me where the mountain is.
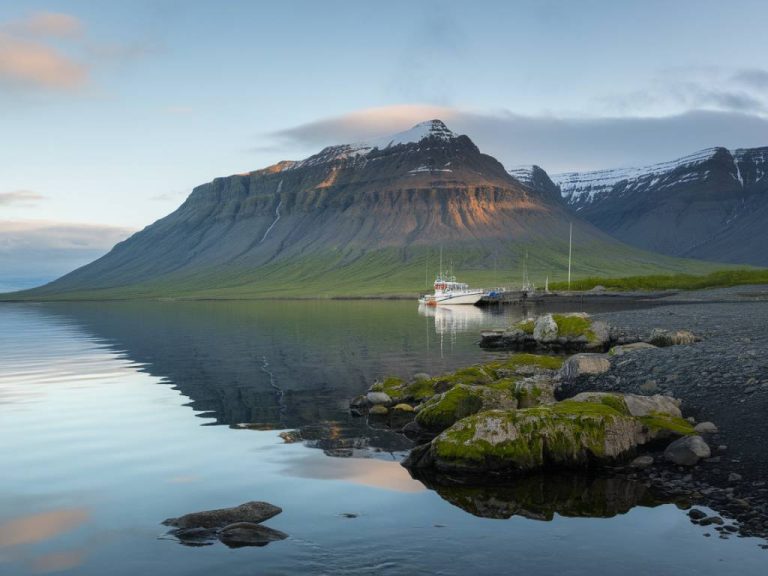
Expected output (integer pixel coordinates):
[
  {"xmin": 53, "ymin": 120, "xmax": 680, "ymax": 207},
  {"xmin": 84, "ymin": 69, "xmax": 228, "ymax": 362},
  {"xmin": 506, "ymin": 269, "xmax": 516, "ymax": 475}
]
[
  {"xmin": 548, "ymin": 146, "xmax": 768, "ymax": 266},
  {"xmin": 15, "ymin": 120, "xmax": 721, "ymax": 300}
]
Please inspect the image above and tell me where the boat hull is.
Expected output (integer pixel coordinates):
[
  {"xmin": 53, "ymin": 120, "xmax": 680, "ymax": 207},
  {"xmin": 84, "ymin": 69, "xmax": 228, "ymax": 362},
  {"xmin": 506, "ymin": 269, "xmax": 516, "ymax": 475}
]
[{"xmin": 419, "ymin": 291, "xmax": 484, "ymax": 306}]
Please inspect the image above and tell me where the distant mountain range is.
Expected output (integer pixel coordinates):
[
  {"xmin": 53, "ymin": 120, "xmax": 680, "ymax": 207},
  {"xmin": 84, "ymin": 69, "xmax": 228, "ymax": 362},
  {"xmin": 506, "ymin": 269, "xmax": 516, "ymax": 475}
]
[
  {"xmin": 13, "ymin": 120, "xmax": 724, "ymax": 300},
  {"xmin": 513, "ymin": 146, "xmax": 768, "ymax": 266}
]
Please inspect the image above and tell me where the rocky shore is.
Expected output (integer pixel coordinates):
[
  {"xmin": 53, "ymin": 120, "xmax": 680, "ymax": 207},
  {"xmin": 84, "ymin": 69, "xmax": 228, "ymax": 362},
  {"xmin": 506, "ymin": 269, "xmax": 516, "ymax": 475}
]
[
  {"xmin": 349, "ymin": 286, "xmax": 768, "ymax": 545},
  {"xmin": 560, "ymin": 285, "xmax": 768, "ymax": 543}
]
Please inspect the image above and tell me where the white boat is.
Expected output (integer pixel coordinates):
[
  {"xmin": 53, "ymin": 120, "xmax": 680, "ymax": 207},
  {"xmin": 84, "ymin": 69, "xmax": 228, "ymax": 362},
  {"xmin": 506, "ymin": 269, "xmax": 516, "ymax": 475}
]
[{"xmin": 418, "ymin": 274, "xmax": 484, "ymax": 306}]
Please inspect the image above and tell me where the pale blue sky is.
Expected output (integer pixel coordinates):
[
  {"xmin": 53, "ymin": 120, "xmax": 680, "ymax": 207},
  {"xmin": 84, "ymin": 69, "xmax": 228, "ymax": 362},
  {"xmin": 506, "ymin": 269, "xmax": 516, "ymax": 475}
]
[{"xmin": 2, "ymin": 0, "xmax": 768, "ymax": 288}]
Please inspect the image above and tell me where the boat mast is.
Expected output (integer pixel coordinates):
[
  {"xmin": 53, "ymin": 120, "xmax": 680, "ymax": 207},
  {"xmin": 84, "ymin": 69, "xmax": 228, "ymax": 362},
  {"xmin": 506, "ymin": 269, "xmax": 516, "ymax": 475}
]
[
  {"xmin": 439, "ymin": 246, "xmax": 443, "ymax": 280},
  {"xmin": 568, "ymin": 222, "xmax": 573, "ymax": 290},
  {"xmin": 425, "ymin": 250, "xmax": 429, "ymax": 289}
]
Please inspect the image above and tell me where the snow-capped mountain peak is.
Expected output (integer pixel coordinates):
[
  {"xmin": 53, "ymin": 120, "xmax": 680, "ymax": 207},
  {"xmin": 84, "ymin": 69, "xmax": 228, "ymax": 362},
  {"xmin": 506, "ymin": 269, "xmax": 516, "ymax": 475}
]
[
  {"xmin": 377, "ymin": 119, "xmax": 457, "ymax": 148},
  {"xmin": 280, "ymin": 120, "xmax": 461, "ymax": 171}
]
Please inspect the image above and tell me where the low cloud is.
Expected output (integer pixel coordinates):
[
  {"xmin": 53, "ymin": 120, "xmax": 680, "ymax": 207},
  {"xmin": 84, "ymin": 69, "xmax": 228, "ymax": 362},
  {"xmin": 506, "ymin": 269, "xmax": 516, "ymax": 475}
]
[
  {"xmin": 263, "ymin": 104, "xmax": 768, "ymax": 173},
  {"xmin": 0, "ymin": 220, "xmax": 133, "ymax": 252},
  {"xmin": 732, "ymin": 68, "xmax": 768, "ymax": 90},
  {"xmin": 0, "ymin": 220, "xmax": 134, "ymax": 291},
  {"xmin": 600, "ymin": 67, "xmax": 768, "ymax": 117},
  {"xmin": 268, "ymin": 104, "xmax": 457, "ymax": 151},
  {"xmin": 0, "ymin": 190, "xmax": 46, "ymax": 206}
]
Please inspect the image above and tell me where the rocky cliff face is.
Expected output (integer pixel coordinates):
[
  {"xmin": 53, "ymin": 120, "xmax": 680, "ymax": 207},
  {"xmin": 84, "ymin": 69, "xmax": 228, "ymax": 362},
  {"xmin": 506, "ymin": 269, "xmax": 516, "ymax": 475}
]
[
  {"xmin": 550, "ymin": 146, "xmax": 768, "ymax": 265},
  {"xmin": 26, "ymin": 120, "xmax": 708, "ymax": 299}
]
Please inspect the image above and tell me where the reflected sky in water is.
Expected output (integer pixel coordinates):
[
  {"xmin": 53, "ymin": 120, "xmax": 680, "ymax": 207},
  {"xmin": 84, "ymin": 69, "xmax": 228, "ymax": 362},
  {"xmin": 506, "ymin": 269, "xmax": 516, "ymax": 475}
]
[{"xmin": 0, "ymin": 301, "xmax": 765, "ymax": 575}]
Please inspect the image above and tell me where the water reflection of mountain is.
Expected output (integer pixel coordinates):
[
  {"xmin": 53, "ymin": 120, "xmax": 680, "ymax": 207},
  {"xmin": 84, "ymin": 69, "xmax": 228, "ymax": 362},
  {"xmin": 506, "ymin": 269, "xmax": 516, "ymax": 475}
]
[
  {"xmin": 34, "ymin": 301, "xmax": 511, "ymax": 429},
  {"xmin": 413, "ymin": 472, "xmax": 678, "ymax": 521}
]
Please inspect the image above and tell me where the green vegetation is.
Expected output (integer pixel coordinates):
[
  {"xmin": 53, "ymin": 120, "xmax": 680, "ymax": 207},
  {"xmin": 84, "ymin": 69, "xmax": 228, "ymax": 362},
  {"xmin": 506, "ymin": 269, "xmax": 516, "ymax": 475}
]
[
  {"xmin": 638, "ymin": 413, "xmax": 695, "ymax": 436},
  {"xmin": 484, "ymin": 353, "xmax": 564, "ymax": 374},
  {"xmin": 4, "ymin": 239, "xmax": 739, "ymax": 301},
  {"xmin": 517, "ymin": 319, "xmax": 535, "ymax": 334},
  {"xmin": 416, "ymin": 386, "xmax": 487, "ymax": 432},
  {"xmin": 371, "ymin": 376, "xmax": 436, "ymax": 402},
  {"xmin": 549, "ymin": 268, "xmax": 768, "ymax": 292},
  {"xmin": 552, "ymin": 314, "xmax": 596, "ymax": 341},
  {"xmin": 433, "ymin": 403, "xmax": 630, "ymax": 468}
]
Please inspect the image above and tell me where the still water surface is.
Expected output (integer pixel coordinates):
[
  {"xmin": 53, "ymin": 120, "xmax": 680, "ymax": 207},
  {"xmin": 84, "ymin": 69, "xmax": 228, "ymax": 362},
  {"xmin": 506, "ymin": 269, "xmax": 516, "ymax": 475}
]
[{"xmin": 0, "ymin": 301, "xmax": 764, "ymax": 575}]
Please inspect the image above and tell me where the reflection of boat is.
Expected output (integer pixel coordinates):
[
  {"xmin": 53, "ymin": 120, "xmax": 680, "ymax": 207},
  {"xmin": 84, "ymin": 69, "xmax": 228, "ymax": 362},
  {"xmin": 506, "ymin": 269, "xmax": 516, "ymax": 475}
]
[
  {"xmin": 418, "ymin": 303, "xmax": 490, "ymax": 335},
  {"xmin": 418, "ymin": 274, "xmax": 484, "ymax": 306}
]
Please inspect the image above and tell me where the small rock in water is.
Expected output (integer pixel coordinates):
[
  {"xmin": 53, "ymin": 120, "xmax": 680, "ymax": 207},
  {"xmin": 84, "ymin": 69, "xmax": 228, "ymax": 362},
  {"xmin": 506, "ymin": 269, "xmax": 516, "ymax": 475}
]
[
  {"xmin": 167, "ymin": 527, "xmax": 218, "ymax": 547},
  {"xmin": 728, "ymin": 472, "xmax": 743, "ymax": 482},
  {"xmin": 700, "ymin": 516, "xmax": 725, "ymax": 526},
  {"xmin": 369, "ymin": 405, "xmax": 389, "ymax": 416},
  {"xmin": 218, "ymin": 522, "xmax": 288, "ymax": 548},
  {"xmin": 688, "ymin": 508, "xmax": 707, "ymax": 521},
  {"xmin": 694, "ymin": 422, "xmax": 718, "ymax": 434},
  {"xmin": 162, "ymin": 501, "xmax": 282, "ymax": 529},
  {"xmin": 339, "ymin": 513, "xmax": 358, "ymax": 518},
  {"xmin": 279, "ymin": 430, "xmax": 302, "ymax": 443}
]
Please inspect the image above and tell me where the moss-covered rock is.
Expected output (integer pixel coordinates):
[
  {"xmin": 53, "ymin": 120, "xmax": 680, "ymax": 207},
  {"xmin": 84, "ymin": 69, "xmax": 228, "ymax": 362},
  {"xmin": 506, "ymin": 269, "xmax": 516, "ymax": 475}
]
[
  {"xmin": 370, "ymin": 376, "xmax": 436, "ymax": 403},
  {"xmin": 416, "ymin": 384, "xmax": 517, "ymax": 433},
  {"xmin": 552, "ymin": 314, "xmax": 597, "ymax": 342},
  {"xmin": 485, "ymin": 353, "xmax": 564, "ymax": 376},
  {"xmin": 569, "ymin": 392, "xmax": 682, "ymax": 419},
  {"xmin": 481, "ymin": 313, "xmax": 614, "ymax": 352},
  {"xmin": 410, "ymin": 402, "xmax": 647, "ymax": 475},
  {"xmin": 517, "ymin": 319, "xmax": 535, "ymax": 334},
  {"xmin": 404, "ymin": 397, "xmax": 686, "ymax": 475}
]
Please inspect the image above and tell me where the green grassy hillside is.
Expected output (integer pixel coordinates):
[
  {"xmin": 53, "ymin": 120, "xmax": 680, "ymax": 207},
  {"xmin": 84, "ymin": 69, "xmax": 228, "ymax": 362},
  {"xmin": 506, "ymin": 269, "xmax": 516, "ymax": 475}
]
[
  {"xmin": 549, "ymin": 269, "xmax": 768, "ymax": 292},
  {"xmin": 3, "ymin": 240, "xmax": 741, "ymax": 301}
]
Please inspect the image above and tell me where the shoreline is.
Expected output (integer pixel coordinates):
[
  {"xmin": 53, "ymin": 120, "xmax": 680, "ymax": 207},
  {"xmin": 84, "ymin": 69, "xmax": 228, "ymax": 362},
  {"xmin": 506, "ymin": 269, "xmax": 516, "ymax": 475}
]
[{"xmin": 0, "ymin": 287, "xmax": 750, "ymax": 305}]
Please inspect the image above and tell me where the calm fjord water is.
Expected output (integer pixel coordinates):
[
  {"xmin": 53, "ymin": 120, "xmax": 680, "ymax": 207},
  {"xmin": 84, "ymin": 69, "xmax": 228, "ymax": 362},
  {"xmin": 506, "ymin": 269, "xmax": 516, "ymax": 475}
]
[{"xmin": 0, "ymin": 301, "xmax": 764, "ymax": 575}]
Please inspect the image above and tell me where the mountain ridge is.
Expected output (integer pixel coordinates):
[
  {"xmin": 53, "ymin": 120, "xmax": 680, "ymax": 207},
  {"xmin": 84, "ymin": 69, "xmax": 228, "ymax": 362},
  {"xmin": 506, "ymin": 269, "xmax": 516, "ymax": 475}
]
[
  {"xmin": 10, "ymin": 120, "xmax": 726, "ymax": 300},
  {"xmin": 520, "ymin": 145, "xmax": 768, "ymax": 265}
]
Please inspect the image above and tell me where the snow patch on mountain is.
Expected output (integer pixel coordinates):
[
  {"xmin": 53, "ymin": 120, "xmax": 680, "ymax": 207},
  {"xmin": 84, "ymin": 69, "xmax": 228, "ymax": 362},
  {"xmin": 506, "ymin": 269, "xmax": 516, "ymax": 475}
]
[
  {"xmin": 551, "ymin": 147, "xmax": 727, "ymax": 209},
  {"xmin": 280, "ymin": 120, "xmax": 460, "ymax": 172}
]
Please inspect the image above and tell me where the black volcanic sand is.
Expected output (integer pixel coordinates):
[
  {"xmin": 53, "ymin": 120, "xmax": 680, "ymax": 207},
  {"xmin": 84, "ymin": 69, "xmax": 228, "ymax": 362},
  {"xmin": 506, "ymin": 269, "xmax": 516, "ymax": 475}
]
[{"xmin": 559, "ymin": 285, "xmax": 768, "ymax": 543}]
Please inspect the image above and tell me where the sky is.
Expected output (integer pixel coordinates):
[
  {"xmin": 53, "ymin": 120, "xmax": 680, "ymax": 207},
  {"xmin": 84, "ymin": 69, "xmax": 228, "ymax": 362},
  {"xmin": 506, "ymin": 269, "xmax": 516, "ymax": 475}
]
[{"xmin": 2, "ymin": 0, "xmax": 768, "ymax": 289}]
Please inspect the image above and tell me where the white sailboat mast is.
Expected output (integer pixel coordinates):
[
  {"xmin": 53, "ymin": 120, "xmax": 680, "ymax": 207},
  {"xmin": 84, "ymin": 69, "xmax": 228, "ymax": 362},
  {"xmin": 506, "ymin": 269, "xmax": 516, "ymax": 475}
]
[{"xmin": 568, "ymin": 222, "xmax": 573, "ymax": 290}]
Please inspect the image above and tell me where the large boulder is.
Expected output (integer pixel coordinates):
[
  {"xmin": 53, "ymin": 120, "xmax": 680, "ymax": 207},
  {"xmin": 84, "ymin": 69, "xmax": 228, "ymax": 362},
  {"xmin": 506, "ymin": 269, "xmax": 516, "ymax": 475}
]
[
  {"xmin": 406, "ymin": 402, "xmax": 655, "ymax": 475},
  {"xmin": 163, "ymin": 501, "xmax": 282, "ymax": 529},
  {"xmin": 416, "ymin": 384, "xmax": 517, "ymax": 433},
  {"xmin": 533, "ymin": 314, "xmax": 559, "ymax": 343},
  {"xmin": 560, "ymin": 354, "xmax": 611, "ymax": 379},
  {"xmin": 664, "ymin": 435, "xmax": 711, "ymax": 466},
  {"xmin": 587, "ymin": 321, "xmax": 610, "ymax": 350}
]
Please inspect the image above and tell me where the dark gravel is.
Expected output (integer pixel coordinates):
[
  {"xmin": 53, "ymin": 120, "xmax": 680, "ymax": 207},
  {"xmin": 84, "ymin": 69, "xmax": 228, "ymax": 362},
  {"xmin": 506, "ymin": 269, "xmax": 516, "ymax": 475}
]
[{"xmin": 560, "ymin": 285, "xmax": 768, "ymax": 542}]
